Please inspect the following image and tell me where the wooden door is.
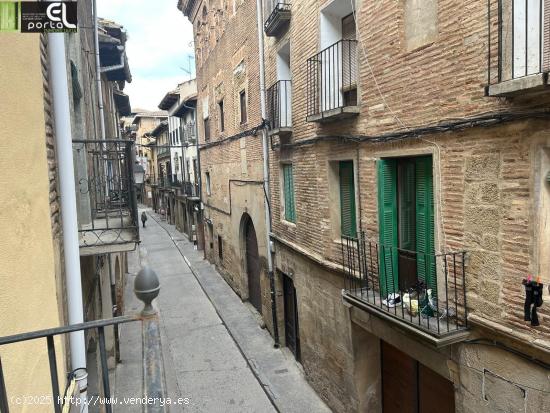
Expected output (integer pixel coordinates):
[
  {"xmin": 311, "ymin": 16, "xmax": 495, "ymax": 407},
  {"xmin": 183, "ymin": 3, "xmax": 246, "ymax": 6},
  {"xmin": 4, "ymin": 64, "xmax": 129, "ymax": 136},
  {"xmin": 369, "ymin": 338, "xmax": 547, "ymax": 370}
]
[
  {"xmin": 382, "ymin": 341, "xmax": 417, "ymax": 413},
  {"xmin": 381, "ymin": 341, "xmax": 455, "ymax": 413},
  {"xmin": 246, "ymin": 219, "xmax": 262, "ymax": 314},
  {"xmin": 283, "ymin": 274, "xmax": 300, "ymax": 361}
]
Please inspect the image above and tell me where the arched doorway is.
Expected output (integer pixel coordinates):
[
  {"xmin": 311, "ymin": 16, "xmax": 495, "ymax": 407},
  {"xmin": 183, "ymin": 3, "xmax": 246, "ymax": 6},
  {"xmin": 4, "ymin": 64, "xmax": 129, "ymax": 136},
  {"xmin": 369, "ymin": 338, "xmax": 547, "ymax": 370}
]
[{"xmin": 243, "ymin": 215, "xmax": 262, "ymax": 314}]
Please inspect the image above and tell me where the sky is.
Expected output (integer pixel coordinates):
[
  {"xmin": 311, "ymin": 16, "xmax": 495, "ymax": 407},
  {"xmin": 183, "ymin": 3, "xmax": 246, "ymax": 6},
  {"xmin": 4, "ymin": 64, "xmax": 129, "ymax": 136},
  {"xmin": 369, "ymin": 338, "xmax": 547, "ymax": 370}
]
[{"xmin": 98, "ymin": 0, "xmax": 195, "ymax": 111}]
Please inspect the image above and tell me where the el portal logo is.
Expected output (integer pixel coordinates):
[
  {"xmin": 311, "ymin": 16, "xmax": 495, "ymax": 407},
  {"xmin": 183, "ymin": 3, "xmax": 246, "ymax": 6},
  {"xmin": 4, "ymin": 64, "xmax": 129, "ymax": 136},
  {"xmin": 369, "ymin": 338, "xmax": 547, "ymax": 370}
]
[{"xmin": 21, "ymin": 1, "xmax": 77, "ymax": 33}]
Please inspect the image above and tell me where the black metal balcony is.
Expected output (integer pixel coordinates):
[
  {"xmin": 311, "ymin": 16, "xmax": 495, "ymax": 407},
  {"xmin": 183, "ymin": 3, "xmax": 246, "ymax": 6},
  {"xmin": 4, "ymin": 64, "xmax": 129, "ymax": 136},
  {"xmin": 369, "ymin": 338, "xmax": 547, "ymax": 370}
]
[
  {"xmin": 306, "ymin": 39, "xmax": 359, "ymax": 122},
  {"xmin": 184, "ymin": 121, "xmax": 196, "ymax": 144},
  {"xmin": 157, "ymin": 145, "xmax": 170, "ymax": 157},
  {"xmin": 264, "ymin": 2, "xmax": 291, "ymax": 37},
  {"xmin": 341, "ymin": 232, "xmax": 469, "ymax": 347},
  {"xmin": 182, "ymin": 181, "xmax": 200, "ymax": 198},
  {"xmin": 267, "ymin": 80, "xmax": 292, "ymax": 135},
  {"xmin": 487, "ymin": 0, "xmax": 550, "ymax": 96},
  {"xmin": 73, "ymin": 140, "xmax": 139, "ymax": 255}
]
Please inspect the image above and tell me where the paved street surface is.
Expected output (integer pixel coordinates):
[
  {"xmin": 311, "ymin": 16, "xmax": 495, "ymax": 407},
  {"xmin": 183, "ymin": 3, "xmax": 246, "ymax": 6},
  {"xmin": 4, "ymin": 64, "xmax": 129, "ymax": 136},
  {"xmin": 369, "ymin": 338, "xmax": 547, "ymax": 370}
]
[{"xmin": 113, "ymin": 207, "xmax": 331, "ymax": 413}]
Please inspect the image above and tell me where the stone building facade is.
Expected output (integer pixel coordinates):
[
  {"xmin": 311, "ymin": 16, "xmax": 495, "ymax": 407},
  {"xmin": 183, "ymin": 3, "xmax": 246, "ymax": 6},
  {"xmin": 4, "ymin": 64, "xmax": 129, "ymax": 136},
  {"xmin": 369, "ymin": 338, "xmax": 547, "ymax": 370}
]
[
  {"xmin": 179, "ymin": 0, "xmax": 276, "ymax": 324},
  {"xmin": 263, "ymin": 0, "xmax": 550, "ymax": 412},
  {"xmin": 181, "ymin": 0, "xmax": 550, "ymax": 411}
]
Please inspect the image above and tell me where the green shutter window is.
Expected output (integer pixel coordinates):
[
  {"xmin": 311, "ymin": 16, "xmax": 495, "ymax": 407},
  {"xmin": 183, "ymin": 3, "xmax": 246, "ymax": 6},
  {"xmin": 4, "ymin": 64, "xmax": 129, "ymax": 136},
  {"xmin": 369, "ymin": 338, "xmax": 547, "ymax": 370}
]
[
  {"xmin": 377, "ymin": 159, "xmax": 399, "ymax": 296},
  {"xmin": 0, "ymin": 2, "xmax": 18, "ymax": 32},
  {"xmin": 415, "ymin": 156, "xmax": 436, "ymax": 292},
  {"xmin": 339, "ymin": 161, "xmax": 357, "ymax": 238},
  {"xmin": 283, "ymin": 164, "xmax": 296, "ymax": 223}
]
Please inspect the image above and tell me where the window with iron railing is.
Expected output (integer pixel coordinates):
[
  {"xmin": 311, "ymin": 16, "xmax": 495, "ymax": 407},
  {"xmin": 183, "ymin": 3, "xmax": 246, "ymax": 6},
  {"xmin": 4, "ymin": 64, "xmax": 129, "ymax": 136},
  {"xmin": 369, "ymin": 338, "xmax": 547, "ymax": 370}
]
[
  {"xmin": 487, "ymin": 0, "xmax": 549, "ymax": 86},
  {"xmin": 267, "ymin": 80, "xmax": 292, "ymax": 130},
  {"xmin": 264, "ymin": 1, "xmax": 291, "ymax": 36},
  {"xmin": 306, "ymin": 39, "xmax": 358, "ymax": 118}
]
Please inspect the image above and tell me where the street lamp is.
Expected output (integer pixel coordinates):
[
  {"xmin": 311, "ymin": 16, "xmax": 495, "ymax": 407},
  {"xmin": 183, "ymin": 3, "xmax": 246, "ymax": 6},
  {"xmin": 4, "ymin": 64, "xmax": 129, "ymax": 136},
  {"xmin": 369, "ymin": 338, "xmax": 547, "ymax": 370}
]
[
  {"xmin": 134, "ymin": 162, "xmax": 145, "ymax": 203},
  {"xmin": 134, "ymin": 162, "xmax": 145, "ymax": 184}
]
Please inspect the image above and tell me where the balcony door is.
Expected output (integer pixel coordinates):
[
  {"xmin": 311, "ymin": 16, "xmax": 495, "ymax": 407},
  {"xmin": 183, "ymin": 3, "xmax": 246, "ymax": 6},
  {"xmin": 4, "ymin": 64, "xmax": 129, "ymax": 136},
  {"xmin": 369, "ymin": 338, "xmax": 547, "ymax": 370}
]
[{"xmin": 377, "ymin": 156, "xmax": 435, "ymax": 297}]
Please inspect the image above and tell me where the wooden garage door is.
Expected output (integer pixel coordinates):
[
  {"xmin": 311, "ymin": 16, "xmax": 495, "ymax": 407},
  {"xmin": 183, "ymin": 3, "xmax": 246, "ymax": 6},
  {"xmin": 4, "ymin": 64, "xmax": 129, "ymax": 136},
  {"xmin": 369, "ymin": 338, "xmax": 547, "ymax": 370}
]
[{"xmin": 381, "ymin": 341, "xmax": 455, "ymax": 413}]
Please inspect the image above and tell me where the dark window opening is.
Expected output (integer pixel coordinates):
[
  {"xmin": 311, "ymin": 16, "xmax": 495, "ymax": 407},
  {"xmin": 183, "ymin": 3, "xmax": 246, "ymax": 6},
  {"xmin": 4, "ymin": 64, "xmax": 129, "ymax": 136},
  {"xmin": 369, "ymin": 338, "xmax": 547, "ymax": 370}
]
[
  {"xmin": 240, "ymin": 90, "xmax": 247, "ymax": 124},
  {"xmin": 218, "ymin": 100, "xmax": 225, "ymax": 132},
  {"xmin": 204, "ymin": 117, "xmax": 210, "ymax": 141},
  {"xmin": 218, "ymin": 235, "xmax": 223, "ymax": 261}
]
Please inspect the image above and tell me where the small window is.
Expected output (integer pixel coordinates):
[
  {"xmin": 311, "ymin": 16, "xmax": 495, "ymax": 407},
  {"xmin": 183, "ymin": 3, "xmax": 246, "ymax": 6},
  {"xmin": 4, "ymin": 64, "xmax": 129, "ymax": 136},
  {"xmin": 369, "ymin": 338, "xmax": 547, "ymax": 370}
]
[
  {"xmin": 218, "ymin": 235, "xmax": 223, "ymax": 261},
  {"xmin": 239, "ymin": 90, "xmax": 247, "ymax": 124},
  {"xmin": 206, "ymin": 171, "xmax": 211, "ymax": 195},
  {"xmin": 282, "ymin": 163, "xmax": 296, "ymax": 223},
  {"xmin": 339, "ymin": 160, "xmax": 356, "ymax": 238},
  {"xmin": 204, "ymin": 117, "xmax": 210, "ymax": 141},
  {"xmin": 207, "ymin": 223, "xmax": 214, "ymax": 249},
  {"xmin": 218, "ymin": 100, "xmax": 225, "ymax": 132}
]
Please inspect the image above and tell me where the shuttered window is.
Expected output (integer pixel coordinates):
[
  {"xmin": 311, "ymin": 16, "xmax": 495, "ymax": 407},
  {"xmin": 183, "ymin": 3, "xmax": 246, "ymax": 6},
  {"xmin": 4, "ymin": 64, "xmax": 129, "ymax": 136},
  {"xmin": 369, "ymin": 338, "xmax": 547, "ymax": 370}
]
[
  {"xmin": 415, "ymin": 156, "xmax": 436, "ymax": 292},
  {"xmin": 0, "ymin": 2, "xmax": 18, "ymax": 31},
  {"xmin": 377, "ymin": 159, "xmax": 399, "ymax": 296},
  {"xmin": 339, "ymin": 161, "xmax": 357, "ymax": 238},
  {"xmin": 283, "ymin": 164, "xmax": 296, "ymax": 223},
  {"xmin": 377, "ymin": 156, "xmax": 435, "ymax": 297}
]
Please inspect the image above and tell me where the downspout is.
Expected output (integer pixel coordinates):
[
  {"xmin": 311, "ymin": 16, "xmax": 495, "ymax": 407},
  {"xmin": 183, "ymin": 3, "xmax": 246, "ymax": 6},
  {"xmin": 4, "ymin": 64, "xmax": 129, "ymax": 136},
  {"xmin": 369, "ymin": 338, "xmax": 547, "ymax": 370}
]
[
  {"xmin": 256, "ymin": 0, "xmax": 280, "ymax": 347},
  {"xmin": 47, "ymin": 33, "xmax": 88, "ymax": 408},
  {"xmin": 93, "ymin": 0, "xmax": 106, "ymax": 141}
]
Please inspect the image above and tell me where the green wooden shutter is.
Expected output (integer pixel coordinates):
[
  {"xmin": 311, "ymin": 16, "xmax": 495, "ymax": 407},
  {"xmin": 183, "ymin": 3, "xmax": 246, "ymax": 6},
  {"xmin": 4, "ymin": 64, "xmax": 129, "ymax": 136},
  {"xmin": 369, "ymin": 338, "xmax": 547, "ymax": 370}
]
[
  {"xmin": 415, "ymin": 156, "xmax": 436, "ymax": 293},
  {"xmin": 398, "ymin": 160, "xmax": 416, "ymax": 251},
  {"xmin": 283, "ymin": 164, "xmax": 296, "ymax": 223},
  {"xmin": 0, "ymin": 2, "xmax": 18, "ymax": 31},
  {"xmin": 377, "ymin": 159, "xmax": 398, "ymax": 296},
  {"xmin": 339, "ymin": 161, "xmax": 356, "ymax": 238}
]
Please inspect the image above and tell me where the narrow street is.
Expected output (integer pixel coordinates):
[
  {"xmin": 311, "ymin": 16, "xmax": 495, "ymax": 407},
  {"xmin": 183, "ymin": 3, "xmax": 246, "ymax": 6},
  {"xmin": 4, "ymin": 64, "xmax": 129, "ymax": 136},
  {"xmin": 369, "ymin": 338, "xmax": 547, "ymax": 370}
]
[{"xmin": 114, "ymin": 208, "xmax": 330, "ymax": 413}]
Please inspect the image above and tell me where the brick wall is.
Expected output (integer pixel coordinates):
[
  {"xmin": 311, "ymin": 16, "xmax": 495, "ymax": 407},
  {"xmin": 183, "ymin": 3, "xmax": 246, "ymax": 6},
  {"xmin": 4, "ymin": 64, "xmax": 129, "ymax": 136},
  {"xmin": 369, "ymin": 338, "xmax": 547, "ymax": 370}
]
[
  {"xmin": 186, "ymin": 0, "xmax": 274, "ymax": 321},
  {"xmin": 266, "ymin": 0, "xmax": 550, "ymax": 340}
]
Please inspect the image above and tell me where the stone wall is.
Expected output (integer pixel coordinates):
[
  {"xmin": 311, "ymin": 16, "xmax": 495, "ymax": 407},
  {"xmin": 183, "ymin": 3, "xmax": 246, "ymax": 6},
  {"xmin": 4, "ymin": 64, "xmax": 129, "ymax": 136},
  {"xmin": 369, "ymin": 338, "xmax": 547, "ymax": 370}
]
[{"xmin": 185, "ymin": 0, "xmax": 277, "ymax": 330}]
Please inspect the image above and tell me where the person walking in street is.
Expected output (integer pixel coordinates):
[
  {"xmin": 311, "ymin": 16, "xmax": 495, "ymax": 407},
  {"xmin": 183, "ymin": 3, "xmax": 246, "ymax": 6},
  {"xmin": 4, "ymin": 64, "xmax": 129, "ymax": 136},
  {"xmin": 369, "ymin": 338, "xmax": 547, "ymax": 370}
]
[{"xmin": 141, "ymin": 211, "xmax": 148, "ymax": 228}]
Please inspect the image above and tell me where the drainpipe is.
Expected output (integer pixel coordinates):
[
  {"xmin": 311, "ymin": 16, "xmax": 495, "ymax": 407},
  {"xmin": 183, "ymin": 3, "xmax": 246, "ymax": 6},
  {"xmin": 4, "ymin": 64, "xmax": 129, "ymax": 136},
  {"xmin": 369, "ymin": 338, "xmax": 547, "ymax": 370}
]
[
  {"xmin": 256, "ymin": 0, "xmax": 280, "ymax": 347},
  {"xmin": 93, "ymin": 0, "xmax": 106, "ymax": 141},
  {"xmin": 47, "ymin": 33, "xmax": 88, "ymax": 408}
]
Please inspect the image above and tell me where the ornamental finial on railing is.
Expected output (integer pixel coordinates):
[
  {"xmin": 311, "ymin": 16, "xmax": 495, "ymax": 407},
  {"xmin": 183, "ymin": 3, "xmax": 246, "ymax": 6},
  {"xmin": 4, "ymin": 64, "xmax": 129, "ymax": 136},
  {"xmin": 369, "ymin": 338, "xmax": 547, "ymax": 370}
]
[{"xmin": 134, "ymin": 266, "xmax": 160, "ymax": 316}]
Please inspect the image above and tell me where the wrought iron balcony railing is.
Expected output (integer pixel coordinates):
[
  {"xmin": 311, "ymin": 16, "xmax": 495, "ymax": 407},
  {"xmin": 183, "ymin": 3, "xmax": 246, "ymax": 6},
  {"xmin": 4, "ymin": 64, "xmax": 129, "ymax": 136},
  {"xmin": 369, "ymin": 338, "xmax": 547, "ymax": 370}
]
[
  {"xmin": 157, "ymin": 145, "xmax": 170, "ymax": 157},
  {"xmin": 306, "ymin": 39, "xmax": 358, "ymax": 121},
  {"xmin": 73, "ymin": 140, "xmax": 139, "ymax": 255},
  {"xmin": 267, "ymin": 80, "xmax": 292, "ymax": 133},
  {"xmin": 487, "ymin": 0, "xmax": 549, "ymax": 95},
  {"xmin": 341, "ymin": 232, "xmax": 468, "ymax": 346},
  {"xmin": 182, "ymin": 181, "xmax": 200, "ymax": 198},
  {"xmin": 0, "ymin": 271, "xmax": 167, "ymax": 413},
  {"xmin": 264, "ymin": 1, "xmax": 291, "ymax": 36},
  {"xmin": 184, "ymin": 121, "xmax": 196, "ymax": 144}
]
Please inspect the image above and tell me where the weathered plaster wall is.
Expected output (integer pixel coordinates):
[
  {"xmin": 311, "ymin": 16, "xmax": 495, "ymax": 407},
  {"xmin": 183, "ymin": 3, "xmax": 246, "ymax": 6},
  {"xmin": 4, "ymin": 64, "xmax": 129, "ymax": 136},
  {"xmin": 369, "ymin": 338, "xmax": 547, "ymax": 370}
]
[{"xmin": 0, "ymin": 34, "xmax": 66, "ymax": 410}]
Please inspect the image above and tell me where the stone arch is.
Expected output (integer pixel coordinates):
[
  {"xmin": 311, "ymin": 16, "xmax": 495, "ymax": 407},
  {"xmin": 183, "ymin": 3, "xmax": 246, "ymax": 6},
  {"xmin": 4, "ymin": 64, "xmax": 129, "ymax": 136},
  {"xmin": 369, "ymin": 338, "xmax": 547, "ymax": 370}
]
[{"xmin": 240, "ymin": 213, "xmax": 262, "ymax": 313}]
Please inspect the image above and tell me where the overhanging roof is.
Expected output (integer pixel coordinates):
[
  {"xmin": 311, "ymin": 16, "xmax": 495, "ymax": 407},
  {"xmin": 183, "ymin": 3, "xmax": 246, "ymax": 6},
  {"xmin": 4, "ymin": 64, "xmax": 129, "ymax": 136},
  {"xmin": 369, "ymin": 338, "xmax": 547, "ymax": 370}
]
[
  {"xmin": 158, "ymin": 90, "xmax": 179, "ymax": 110},
  {"xmin": 113, "ymin": 90, "xmax": 131, "ymax": 116},
  {"xmin": 150, "ymin": 120, "xmax": 169, "ymax": 137},
  {"xmin": 173, "ymin": 96, "xmax": 197, "ymax": 117}
]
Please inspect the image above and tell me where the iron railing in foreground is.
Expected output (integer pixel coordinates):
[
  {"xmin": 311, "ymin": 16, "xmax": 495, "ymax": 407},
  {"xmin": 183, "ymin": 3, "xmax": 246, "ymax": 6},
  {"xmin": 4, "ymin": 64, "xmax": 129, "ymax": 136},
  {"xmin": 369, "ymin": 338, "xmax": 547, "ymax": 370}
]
[
  {"xmin": 0, "ymin": 269, "xmax": 166, "ymax": 413},
  {"xmin": 306, "ymin": 39, "xmax": 358, "ymax": 117},
  {"xmin": 267, "ymin": 80, "xmax": 292, "ymax": 130},
  {"xmin": 341, "ymin": 232, "xmax": 468, "ymax": 338},
  {"xmin": 487, "ymin": 0, "xmax": 547, "ymax": 85},
  {"xmin": 73, "ymin": 140, "xmax": 139, "ymax": 249}
]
